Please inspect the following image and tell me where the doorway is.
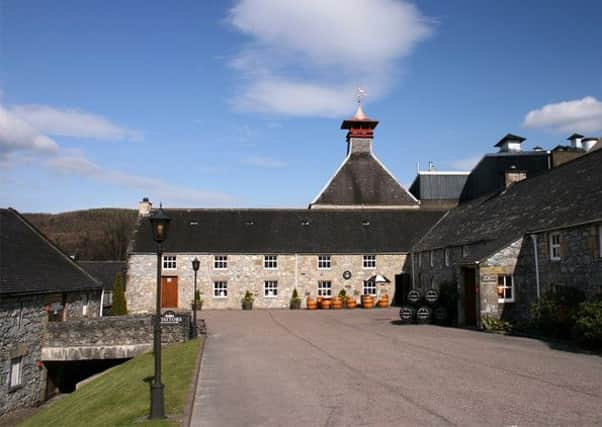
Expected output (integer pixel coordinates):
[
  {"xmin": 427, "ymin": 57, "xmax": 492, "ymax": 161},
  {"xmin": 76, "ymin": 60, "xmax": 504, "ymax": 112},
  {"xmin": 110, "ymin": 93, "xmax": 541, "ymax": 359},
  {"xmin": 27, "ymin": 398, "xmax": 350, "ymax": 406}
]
[
  {"xmin": 161, "ymin": 276, "xmax": 178, "ymax": 308},
  {"xmin": 462, "ymin": 268, "xmax": 477, "ymax": 326},
  {"xmin": 393, "ymin": 273, "xmax": 411, "ymax": 306}
]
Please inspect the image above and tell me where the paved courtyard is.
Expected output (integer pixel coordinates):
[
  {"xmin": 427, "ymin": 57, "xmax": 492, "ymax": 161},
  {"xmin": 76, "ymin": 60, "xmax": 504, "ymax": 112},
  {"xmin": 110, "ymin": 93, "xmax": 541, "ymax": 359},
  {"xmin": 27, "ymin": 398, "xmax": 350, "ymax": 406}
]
[{"xmin": 191, "ymin": 308, "xmax": 602, "ymax": 427}]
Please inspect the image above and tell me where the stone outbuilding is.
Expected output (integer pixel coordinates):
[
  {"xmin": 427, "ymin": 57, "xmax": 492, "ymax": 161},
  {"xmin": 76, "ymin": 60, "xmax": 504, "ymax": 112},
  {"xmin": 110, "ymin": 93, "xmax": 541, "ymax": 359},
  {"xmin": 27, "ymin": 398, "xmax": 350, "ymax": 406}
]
[
  {"xmin": 0, "ymin": 208, "xmax": 102, "ymax": 418},
  {"xmin": 411, "ymin": 147, "xmax": 602, "ymax": 327}
]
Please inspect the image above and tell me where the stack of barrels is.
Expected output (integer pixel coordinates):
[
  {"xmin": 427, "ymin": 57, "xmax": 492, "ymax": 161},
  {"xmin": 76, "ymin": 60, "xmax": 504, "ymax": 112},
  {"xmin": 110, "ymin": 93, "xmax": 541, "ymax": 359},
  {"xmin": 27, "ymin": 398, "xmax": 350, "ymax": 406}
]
[{"xmin": 399, "ymin": 288, "xmax": 447, "ymax": 324}]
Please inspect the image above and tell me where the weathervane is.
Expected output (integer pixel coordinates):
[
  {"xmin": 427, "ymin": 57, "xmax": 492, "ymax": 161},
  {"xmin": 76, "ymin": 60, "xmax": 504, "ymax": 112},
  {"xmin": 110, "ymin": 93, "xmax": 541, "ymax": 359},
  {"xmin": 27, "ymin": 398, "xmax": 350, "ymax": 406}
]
[{"xmin": 356, "ymin": 87, "xmax": 367, "ymax": 105}]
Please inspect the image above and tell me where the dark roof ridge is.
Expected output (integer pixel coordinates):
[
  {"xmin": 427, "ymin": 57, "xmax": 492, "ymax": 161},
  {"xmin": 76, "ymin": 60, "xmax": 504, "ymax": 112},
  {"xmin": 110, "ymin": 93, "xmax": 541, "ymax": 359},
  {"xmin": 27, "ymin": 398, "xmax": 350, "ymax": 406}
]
[{"xmin": 6, "ymin": 207, "xmax": 102, "ymax": 288}]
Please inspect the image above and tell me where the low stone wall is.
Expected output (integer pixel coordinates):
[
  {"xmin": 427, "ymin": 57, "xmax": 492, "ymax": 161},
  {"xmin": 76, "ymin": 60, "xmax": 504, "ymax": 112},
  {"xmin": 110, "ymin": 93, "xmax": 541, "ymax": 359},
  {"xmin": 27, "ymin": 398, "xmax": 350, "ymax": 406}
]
[{"xmin": 42, "ymin": 313, "xmax": 191, "ymax": 361}]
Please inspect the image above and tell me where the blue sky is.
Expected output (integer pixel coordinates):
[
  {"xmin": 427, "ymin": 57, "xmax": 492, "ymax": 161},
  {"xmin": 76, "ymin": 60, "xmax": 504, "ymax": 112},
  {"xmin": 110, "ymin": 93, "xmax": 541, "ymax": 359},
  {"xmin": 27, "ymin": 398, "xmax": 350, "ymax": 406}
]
[{"xmin": 1, "ymin": 0, "xmax": 601, "ymax": 213}]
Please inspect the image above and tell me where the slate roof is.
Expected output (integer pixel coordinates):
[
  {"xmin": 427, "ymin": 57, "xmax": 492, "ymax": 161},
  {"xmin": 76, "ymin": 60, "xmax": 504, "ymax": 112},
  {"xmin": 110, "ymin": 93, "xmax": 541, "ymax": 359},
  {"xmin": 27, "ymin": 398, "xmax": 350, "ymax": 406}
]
[
  {"xmin": 459, "ymin": 151, "xmax": 550, "ymax": 203},
  {"xmin": 78, "ymin": 261, "xmax": 127, "ymax": 291},
  {"xmin": 0, "ymin": 208, "xmax": 101, "ymax": 295},
  {"xmin": 409, "ymin": 172, "xmax": 469, "ymax": 201},
  {"xmin": 413, "ymin": 147, "xmax": 602, "ymax": 263},
  {"xmin": 131, "ymin": 209, "xmax": 444, "ymax": 254},
  {"xmin": 311, "ymin": 152, "xmax": 419, "ymax": 207}
]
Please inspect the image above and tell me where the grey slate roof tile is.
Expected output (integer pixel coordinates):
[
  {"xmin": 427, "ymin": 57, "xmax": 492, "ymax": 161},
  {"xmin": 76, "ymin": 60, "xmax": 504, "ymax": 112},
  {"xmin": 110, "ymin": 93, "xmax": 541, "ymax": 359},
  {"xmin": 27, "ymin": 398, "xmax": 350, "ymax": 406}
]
[
  {"xmin": 0, "ymin": 208, "xmax": 101, "ymax": 295},
  {"xmin": 413, "ymin": 148, "xmax": 602, "ymax": 263}
]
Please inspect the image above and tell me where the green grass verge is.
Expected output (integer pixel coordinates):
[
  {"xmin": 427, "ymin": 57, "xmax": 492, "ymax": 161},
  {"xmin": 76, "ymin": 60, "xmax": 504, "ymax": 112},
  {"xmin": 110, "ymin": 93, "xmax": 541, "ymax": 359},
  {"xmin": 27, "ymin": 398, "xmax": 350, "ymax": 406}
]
[{"xmin": 21, "ymin": 338, "xmax": 203, "ymax": 427}]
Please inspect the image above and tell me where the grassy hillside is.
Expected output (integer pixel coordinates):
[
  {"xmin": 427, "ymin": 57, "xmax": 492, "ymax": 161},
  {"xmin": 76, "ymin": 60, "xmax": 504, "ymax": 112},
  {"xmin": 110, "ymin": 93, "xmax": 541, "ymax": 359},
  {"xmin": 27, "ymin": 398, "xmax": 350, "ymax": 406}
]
[
  {"xmin": 21, "ymin": 338, "xmax": 202, "ymax": 427},
  {"xmin": 25, "ymin": 208, "xmax": 138, "ymax": 260}
]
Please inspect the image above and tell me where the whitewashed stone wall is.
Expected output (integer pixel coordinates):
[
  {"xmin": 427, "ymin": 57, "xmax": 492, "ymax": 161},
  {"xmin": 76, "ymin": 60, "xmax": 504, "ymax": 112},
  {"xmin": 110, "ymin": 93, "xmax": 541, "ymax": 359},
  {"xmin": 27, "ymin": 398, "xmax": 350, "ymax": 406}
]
[{"xmin": 126, "ymin": 253, "xmax": 406, "ymax": 312}]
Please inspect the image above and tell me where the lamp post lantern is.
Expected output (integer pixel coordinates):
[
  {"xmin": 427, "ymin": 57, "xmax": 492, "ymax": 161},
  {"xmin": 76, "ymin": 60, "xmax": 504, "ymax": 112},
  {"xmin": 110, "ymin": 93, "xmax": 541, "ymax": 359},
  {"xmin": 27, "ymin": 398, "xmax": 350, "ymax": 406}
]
[
  {"xmin": 148, "ymin": 204, "xmax": 171, "ymax": 419},
  {"xmin": 191, "ymin": 257, "xmax": 200, "ymax": 338}
]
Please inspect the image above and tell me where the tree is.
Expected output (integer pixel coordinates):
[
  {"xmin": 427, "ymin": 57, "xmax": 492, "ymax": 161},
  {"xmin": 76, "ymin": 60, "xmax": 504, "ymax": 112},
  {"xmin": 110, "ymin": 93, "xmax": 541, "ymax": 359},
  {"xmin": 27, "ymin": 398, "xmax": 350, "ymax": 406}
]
[{"xmin": 111, "ymin": 272, "xmax": 127, "ymax": 315}]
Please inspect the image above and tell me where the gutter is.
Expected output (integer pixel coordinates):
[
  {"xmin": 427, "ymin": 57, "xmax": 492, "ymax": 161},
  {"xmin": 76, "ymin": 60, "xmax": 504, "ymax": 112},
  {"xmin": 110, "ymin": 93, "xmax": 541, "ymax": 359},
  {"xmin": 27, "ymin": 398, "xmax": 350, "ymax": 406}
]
[{"xmin": 530, "ymin": 234, "xmax": 541, "ymax": 301}]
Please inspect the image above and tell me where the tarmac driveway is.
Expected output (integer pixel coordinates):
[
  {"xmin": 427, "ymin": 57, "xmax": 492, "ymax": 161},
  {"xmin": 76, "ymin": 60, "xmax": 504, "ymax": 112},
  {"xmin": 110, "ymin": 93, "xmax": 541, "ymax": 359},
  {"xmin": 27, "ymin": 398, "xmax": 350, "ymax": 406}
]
[{"xmin": 191, "ymin": 308, "xmax": 602, "ymax": 426}]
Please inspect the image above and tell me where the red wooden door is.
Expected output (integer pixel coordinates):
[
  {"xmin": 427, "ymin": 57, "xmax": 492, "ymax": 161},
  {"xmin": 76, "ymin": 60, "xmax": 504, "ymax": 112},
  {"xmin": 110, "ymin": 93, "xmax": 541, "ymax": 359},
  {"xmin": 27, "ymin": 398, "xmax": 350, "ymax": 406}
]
[{"xmin": 161, "ymin": 276, "xmax": 178, "ymax": 308}]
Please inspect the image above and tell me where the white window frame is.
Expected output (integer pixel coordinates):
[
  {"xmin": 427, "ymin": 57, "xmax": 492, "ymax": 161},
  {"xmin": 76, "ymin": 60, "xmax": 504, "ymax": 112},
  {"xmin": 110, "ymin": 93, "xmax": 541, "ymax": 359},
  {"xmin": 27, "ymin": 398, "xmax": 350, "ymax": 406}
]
[
  {"xmin": 162, "ymin": 255, "xmax": 177, "ymax": 271},
  {"xmin": 82, "ymin": 293, "xmax": 89, "ymax": 317},
  {"xmin": 363, "ymin": 280, "xmax": 377, "ymax": 296},
  {"xmin": 264, "ymin": 281, "xmax": 278, "ymax": 298},
  {"xmin": 497, "ymin": 275, "xmax": 515, "ymax": 303},
  {"xmin": 429, "ymin": 250, "xmax": 434, "ymax": 267},
  {"xmin": 317, "ymin": 280, "xmax": 332, "ymax": 297},
  {"xmin": 462, "ymin": 246, "xmax": 468, "ymax": 258},
  {"xmin": 9, "ymin": 356, "xmax": 23, "ymax": 389},
  {"xmin": 317, "ymin": 255, "xmax": 331, "ymax": 270},
  {"xmin": 549, "ymin": 232, "xmax": 561, "ymax": 261},
  {"xmin": 213, "ymin": 281, "xmax": 228, "ymax": 298},
  {"xmin": 264, "ymin": 255, "xmax": 278, "ymax": 270},
  {"xmin": 362, "ymin": 255, "xmax": 376, "ymax": 269},
  {"xmin": 418, "ymin": 252, "xmax": 422, "ymax": 268},
  {"xmin": 444, "ymin": 248, "xmax": 450, "ymax": 267},
  {"xmin": 214, "ymin": 255, "xmax": 228, "ymax": 270}
]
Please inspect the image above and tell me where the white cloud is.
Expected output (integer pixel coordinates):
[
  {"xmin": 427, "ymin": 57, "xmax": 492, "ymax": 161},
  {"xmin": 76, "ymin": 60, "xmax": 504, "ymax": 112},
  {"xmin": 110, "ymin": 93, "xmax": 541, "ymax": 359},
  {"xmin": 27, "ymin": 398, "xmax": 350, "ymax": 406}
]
[
  {"xmin": 523, "ymin": 96, "xmax": 602, "ymax": 134},
  {"xmin": 10, "ymin": 104, "xmax": 142, "ymax": 141},
  {"xmin": 46, "ymin": 151, "xmax": 236, "ymax": 206},
  {"xmin": 0, "ymin": 104, "xmax": 58, "ymax": 157},
  {"xmin": 227, "ymin": 0, "xmax": 432, "ymax": 116},
  {"xmin": 243, "ymin": 155, "xmax": 287, "ymax": 168}
]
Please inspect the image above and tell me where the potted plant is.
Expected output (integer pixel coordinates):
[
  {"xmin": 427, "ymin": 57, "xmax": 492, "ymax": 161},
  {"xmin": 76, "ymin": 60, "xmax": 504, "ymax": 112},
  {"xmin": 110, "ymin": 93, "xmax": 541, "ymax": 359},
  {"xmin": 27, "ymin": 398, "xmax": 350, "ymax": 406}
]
[
  {"xmin": 290, "ymin": 288, "xmax": 302, "ymax": 309},
  {"xmin": 242, "ymin": 290, "xmax": 254, "ymax": 310},
  {"xmin": 338, "ymin": 289, "xmax": 347, "ymax": 308},
  {"xmin": 191, "ymin": 290, "xmax": 203, "ymax": 311}
]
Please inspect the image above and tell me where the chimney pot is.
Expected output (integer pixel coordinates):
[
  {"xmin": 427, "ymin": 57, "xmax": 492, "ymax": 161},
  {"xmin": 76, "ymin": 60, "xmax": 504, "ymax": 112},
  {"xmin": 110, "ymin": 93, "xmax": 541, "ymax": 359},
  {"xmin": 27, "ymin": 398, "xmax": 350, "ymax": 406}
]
[{"xmin": 138, "ymin": 197, "xmax": 152, "ymax": 216}]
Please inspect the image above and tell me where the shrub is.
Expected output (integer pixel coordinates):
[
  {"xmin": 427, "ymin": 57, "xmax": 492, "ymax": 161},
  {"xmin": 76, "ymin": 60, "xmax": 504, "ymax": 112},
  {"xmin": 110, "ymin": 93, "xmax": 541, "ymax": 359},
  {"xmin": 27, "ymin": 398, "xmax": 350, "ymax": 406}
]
[
  {"xmin": 338, "ymin": 289, "xmax": 346, "ymax": 299},
  {"xmin": 242, "ymin": 290, "xmax": 254, "ymax": 304},
  {"xmin": 482, "ymin": 315, "xmax": 513, "ymax": 333},
  {"xmin": 529, "ymin": 286, "xmax": 585, "ymax": 339},
  {"xmin": 111, "ymin": 272, "xmax": 127, "ymax": 315},
  {"xmin": 573, "ymin": 296, "xmax": 602, "ymax": 349}
]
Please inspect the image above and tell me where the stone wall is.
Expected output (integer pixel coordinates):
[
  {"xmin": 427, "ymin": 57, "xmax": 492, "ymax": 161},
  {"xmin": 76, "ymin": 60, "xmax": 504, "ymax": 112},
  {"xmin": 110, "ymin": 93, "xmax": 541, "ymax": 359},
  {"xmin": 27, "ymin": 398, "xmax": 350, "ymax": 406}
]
[
  {"xmin": 127, "ymin": 253, "xmax": 406, "ymax": 312},
  {"xmin": 42, "ymin": 314, "xmax": 191, "ymax": 361},
  {"xmin": 533, "ymin": 224, "xmax": 602, "ymax": 296},
  {"xmin": 0, "ymin": 290, "xmax": 102, "ymax": 418}
]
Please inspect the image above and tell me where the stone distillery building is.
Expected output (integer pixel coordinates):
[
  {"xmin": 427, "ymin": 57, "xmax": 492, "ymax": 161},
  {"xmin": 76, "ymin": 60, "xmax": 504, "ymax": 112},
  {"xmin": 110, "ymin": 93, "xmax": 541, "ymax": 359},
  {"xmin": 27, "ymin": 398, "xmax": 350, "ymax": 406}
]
[
  {"xmin": 411, "ymin": 144, "xmax": 602, "ymax": 327},
  {"xmin": 0, "ymin": 208, "xmax": 102, "ymax": 418},
  {"xmin": 126, "ymin": 106, "xmax": 445, "ymax": 311}
]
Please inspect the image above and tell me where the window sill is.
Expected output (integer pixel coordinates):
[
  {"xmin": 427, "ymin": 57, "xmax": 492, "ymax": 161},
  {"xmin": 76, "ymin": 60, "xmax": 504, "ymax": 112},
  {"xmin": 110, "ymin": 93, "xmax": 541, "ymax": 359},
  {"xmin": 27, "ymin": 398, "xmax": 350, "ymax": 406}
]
[{"xmin": 497, "ymin": 299, "xmax": 515, "ymax": 304}]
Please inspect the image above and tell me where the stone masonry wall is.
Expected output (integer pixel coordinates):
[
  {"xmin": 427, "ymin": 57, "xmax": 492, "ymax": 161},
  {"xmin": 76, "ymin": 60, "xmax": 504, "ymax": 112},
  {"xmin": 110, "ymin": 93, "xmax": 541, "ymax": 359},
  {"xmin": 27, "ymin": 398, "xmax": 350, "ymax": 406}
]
[
  {"xmin": 0, "ymin": 295, "xmax": 45, "ymax": 419},
  {"xmin": 0, "ymin": 290, "xmax": 102, "ymax": 418},
  {"xmin": 127, "ymin": 253, "xmax": 405, "ymax": 312}
]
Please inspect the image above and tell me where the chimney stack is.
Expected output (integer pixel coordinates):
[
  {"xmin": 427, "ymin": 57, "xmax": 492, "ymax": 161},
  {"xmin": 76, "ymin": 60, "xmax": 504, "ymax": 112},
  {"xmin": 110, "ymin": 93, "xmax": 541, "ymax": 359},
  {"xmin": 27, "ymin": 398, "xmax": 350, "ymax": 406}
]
[
  {"xmin": 341, "ymin": 104, "xmax": 379, "ymax": 155},
  {"xmin": 138, "ymin": 197, "xmax": 152, "ymax": 216},
  {"xmin": 504, "ymin": 165, "xmax": 527, "ymax": 188},
  {"xmin": 582, "ymin": 137, "xmax": 598, "ymax": 151},
  {"xmin": 495, "ymin": 133, "xmax": 526, "ymax": 153},
  {"xmin": 567, "ymin": 133, "xmax": 584, "ymax": 149}
]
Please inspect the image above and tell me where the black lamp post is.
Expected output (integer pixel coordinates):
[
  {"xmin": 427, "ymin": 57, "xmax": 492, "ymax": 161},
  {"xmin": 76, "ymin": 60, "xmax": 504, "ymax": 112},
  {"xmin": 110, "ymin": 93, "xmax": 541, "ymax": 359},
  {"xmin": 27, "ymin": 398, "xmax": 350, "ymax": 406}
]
[
  {"xmin": 191, "ymin": 257, "xmax": 200, "ymax": 338},
  {"xmin": 148, "ymin": 204, "xmax": 171, "ymax": 419}
]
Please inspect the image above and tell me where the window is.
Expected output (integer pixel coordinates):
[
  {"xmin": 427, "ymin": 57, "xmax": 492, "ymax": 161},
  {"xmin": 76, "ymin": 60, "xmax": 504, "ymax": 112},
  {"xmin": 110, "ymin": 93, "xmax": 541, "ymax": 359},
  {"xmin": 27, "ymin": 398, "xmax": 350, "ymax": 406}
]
[
  {"xmin": 318, "ymin": 255, "xmax": 331, "ymax": 270},
  {"xmin": 550, "ymin": 232, "xmax": 561, "ymax": 261},
  {"xmin": 363, "ymin": 255, "xmax": 376, "ymax": 269},
  {"xmin": 430, "ymin": 250, "xmax": 434, "ymax": 267},
  {"xmin": 363, "ymin": 280, "xmax": 377, "ymax": 296},
  {"xmin": 264, "ymin": 255, "xmax": 278, "ymax": 269},
  {"xmin": 317, "ymin": 280, "xmax": 332, "ymax": 297},
  {"xmin": 444, "ymin": 248, "xmax": 450, "ymax": 267},
  {"xmin": 417, "ymin": 252, "xmax": 422, "ymax": 268},
  {"xmin": 162, "ymin": 255, "xmax": 177, "ymax": 270},
  {"xmin": 214, "ymin": 255, "xmax": 228, "ymax": 270},
  {"xmin": 213, "ymin": 281, "xmax": 228, "ymax": 298},
  {"xmin": 462, "ymin": 246, "xmax": 469, "ymax": 258},
  {"xmin": 264, "ymin": 281, "xmax": 278, "ymax": 297},
  {"xmin": 82, "ymin": 293, "xmax": 89, "ymax": 317},
  {"xmin": 9, "ymin": 357, "xmax": 22, "ymax": 389},
  {"xmin": 497, "ymin": 275, "xmax": 514, "ymax": 303}
]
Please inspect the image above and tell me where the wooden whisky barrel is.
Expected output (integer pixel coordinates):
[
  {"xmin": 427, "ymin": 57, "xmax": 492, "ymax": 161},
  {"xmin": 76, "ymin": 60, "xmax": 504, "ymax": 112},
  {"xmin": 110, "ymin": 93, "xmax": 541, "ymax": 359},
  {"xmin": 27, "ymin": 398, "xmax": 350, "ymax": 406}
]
[
  {"xmin": 399, "ymin": 306, "xmax": 415, "ymax": 323},
  {"xmin": 416, "ymin": 306, "xmax": 432, "ymax": 324},
  {"xmin": 424, "ymin": 289, "xmax": 440, "ymax": 306},
  {"xmin": 377, "ymin": 294, "xmax": 389, "ymax": 308},
  {"xmin": 407, "ymin": 289, "xmax": 422, "ymax": 306}
]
